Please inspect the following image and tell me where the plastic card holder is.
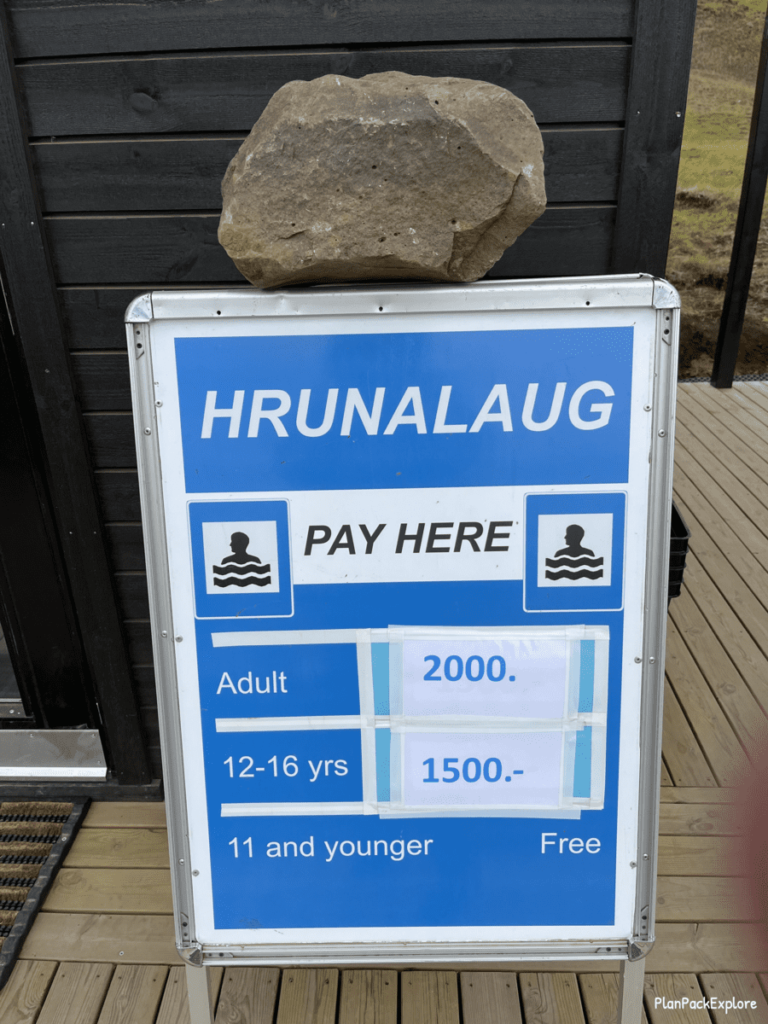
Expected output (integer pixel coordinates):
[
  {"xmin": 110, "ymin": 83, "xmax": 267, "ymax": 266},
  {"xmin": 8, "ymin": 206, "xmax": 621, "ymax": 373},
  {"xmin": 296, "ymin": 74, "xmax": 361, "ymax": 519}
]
[
  {"xmin": 380, "ymin": 625, "xmax": 608, "ymax": 818},
  {"xmin": 210, "ymin": 625, "xmax": 606, "ymax": 822}
]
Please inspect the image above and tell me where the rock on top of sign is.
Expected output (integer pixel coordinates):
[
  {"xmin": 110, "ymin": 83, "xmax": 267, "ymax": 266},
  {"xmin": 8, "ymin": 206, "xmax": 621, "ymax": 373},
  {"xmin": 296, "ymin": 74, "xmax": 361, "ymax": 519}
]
[{"xmin": 218, "ymin": 72, "xmax": 546, "ymax": 288}]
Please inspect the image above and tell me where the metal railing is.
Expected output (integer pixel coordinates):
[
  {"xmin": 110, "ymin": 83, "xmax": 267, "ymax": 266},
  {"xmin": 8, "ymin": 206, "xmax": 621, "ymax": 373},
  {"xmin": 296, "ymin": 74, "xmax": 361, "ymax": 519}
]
[{"xmin": 712, "ymin": 8, "xmax": 768, "ymax": 388}]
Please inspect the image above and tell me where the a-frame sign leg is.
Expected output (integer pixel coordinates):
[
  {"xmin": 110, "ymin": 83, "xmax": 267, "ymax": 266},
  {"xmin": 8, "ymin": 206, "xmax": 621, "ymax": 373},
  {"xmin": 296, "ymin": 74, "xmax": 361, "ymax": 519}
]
[
  {"xmin": 186, "ymin": 963, "xmax": 215, "ymax": 1024},
  {"xmin": 618, "ymin": 957, "xmax": 646, "ymax": 1024}
]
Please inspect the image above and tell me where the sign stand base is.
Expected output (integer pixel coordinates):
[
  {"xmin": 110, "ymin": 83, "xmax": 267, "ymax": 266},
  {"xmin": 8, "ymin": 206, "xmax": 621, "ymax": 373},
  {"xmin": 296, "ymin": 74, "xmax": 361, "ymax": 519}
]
[
  {"xmin": 186, "ymin": 963, "xmax": 215, "ymax": 1024},
  {"xmin": 618, "ymin": 957, "xmax": 646, "ymax": 1024}
]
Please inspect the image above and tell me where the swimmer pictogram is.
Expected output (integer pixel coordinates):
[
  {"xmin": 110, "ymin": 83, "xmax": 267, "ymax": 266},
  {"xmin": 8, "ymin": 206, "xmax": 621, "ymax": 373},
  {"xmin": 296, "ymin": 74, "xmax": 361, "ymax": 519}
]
[
  {"xmin": 212, "ymin": 531, "xmax": 271, "ymax": 588},
  {"xmin": 545, "ymin": 525, "xmax": 604, "ymax": 581}
]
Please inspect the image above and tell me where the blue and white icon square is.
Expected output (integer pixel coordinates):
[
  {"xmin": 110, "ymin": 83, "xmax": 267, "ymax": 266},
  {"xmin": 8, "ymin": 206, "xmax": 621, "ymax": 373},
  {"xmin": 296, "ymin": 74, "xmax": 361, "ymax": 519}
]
[
  {"xmin": 189, "ymin": 500, "xmax": 293, "ymax": 619},
  {"xmin": 524, "ymin": 493, "xmax": 625, "ymax": 612}
]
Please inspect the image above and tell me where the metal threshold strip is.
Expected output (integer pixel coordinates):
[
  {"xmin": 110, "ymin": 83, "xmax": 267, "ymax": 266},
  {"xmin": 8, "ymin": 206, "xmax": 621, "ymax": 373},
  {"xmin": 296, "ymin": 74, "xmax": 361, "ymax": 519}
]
[{"xmin": 0, "ymin": 730, "xmax": 107, "ymax": 781}]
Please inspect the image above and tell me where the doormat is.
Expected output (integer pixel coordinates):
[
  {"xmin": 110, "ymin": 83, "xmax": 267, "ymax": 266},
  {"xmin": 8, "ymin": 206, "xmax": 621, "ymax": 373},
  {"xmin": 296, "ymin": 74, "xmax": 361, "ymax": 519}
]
[{"xmin": 0, "ymin": 799, "xmax": 90, "ymax": 990}]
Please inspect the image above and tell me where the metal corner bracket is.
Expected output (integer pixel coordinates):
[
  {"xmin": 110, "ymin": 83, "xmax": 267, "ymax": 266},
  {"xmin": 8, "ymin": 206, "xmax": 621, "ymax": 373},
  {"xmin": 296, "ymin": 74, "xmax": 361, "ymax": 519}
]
[
  {"xmin": 652, "ymin": 278, "xmax": 680, "ymax": 309},
  {"xmin": 628, "ymin": 939, "xmax": 654, "ymax": 961},
  {"xmin": 178, "ymin": 943, "xmax": 204, "ymax": 966},
  {"xmin": 125, "ymin": 293, "xmax": 153, "ymax": 322}
]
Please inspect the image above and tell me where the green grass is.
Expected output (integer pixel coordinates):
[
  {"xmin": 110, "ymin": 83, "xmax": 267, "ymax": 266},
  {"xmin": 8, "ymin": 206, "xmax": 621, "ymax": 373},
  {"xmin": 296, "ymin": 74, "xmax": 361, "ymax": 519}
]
[
  {"xmin": 667, "ymin": 70, "xmax": 754, "ymax": 272},
  {"xmin": 668, "ymin": 0, "xmax": 768, "ymax": 369},
  {"xmin": 677, "ymin": 112, "xmax": 748, "ymax": 197}
]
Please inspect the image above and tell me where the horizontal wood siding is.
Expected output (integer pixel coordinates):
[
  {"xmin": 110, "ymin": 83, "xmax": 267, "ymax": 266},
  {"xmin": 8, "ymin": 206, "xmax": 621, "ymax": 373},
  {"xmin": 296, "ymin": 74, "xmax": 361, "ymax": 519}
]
[
  {"xmin": 7, "ymin": 0, "xmax": 635, "ymax": 59},
  {"xmin": 20, "ymin": 45, "xmax": 630, "ymax": 136},
  {"xmin": 72, "ymin": 354, "xmax": 130, "ymax": 411},
  {"xmin": 49, "ymin": 206, "xmax": 615, "ymax": 286},
  {"xmin": 32, "ymin": 128, "xmax": 624, "ymax": 212},
  {"xmin": 105, "ymin": 525, "xmax": 144, "ymax": 572},
  {"xmin": 61, "ymin": 290, "xmax": 164, "ymax": 351},
  {"xmin": 83, "ymin": 415, "xmax": 135, "ymax": 468},
  {"xmin": 4, "ymin": 0, "xmax": 694, "ymax": 786},
  {"xmin": 93, "ymin": 471, "xmax": 141, "ymax": 519},
  {"xmin": 113, "ymin": 575, "xmax": 149, "ymax": 621}
]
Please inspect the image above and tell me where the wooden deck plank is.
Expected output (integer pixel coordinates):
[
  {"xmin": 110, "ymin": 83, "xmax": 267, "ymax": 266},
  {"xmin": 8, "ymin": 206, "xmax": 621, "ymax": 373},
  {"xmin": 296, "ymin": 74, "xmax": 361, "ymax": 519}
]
[
  {"xmin": 37, "ymin": 963, "xmax": 114, "ymax": 1024},
  {"xmin": 155, "ymin": 966, "xmax": 224, "ymax": 1024},
  {"xmin": 738, "ymin": 380, "xmax": 768, "ymax": 407},
  {"xmin": 644, "ymin": 975, "xmax": 710, "ymax": 1024},
  {"xmin": 688, "ymin": 382, "xmax": 768, "ymax": 452},
  {"xmin": 338, "ymin": 970, "xmax": 397, "ymax": 1024},
  {"xmin": 401, "ymin": 972, "xmax": 460, "ymax": 1024},
  {"xmin": 337, "ymin": 971, "xmax": 396, "ymax": 1024},
  {"xmin": 718, "ymin": 384, "xmax": 768, "ymax": 434},
  {"xmin": 677, "ymin": 387, "xmax": 768, "ymax": 486},
  {"xmin": 96, "ymin": 965, "xmax": 168, "ymax": 1024},
  {"xmin": 674, "ymin": 466, "xmax": 768, "ymax": 612},
  {"xmin": 676, "ymin": 395, "xmax": 768, "ymax": 509},
  {"xmin": 65, "ymin": 829, "xmax": 170, "ymax": 869},
  {"xmin": 659, "ymin": 788, "xmax": 735, "ymax": 803},
  {"xmin": 669, "ymin": 585, "xmax": 768, "ymax": 750},
  {"xmin": 84, "ymin": 804, "xmax": 168, "ymax": 830},
  {"xmin": 679, "ymin": 401, "xmax": 768, "ymax": 492},
  {"xmin": 44, "ymin": 869, "xmax": 173, "ymax": 915},
  {"xmin": 672, "ymin": 493, "xmax": 768, "ymax": 660},
  {"xmin": 662, "ymin": 671, "xmax": 720, "ymax": 787},
  {"xmin": 665, "ymin": 620, "xmax": 748, "ymax": 785},
  {"xmin": 734, "ymin": 380, "xmax": 768, "ymax": 409},
  {"xmin": 656, "ymin": 877, "xmax": 750, "ymax": 922},
  {"xmin": 0, "ymin": 961, "xmax": 58, "ymax": 1024},
  {"xmin": 676, "ymin": 423, "xmax": 768, "ymax": 540},
  {"xmin": 679, "ymin": 552, "xmax": 768, "ymax": 716},
  {"xmin": 657, "ymin": 836, "xmax": 734, "ymax": 876},
  {"xmin": 660, "ymin": 758, "xmax": 673, "ymax": 787},
  {"xmin": 700, "ymin": 973, "xmax": 768, "ymax": 1024},
  {"xmin": 276, "ymin": 969, "xmax": 338, "ymax": 1024},
  {"xmin": 579, "ymin": 974, "xmax": 648, "ymax": 1024},
  {"xmin": 720, "ymin": 386, "xmax": 768, "ymax": 469},
  {"xmin": 658, "ymin": 804, "xmax": 738, "ymax": 836},
  {"xmin": 460, "ymin": 972, "xmax": 522, "ymax": 1024},
  {"xmin": 661, "ymin": 679, "xmax": 716, "ymax": 787},
  {"xmin": 19, "ymin": 912, "xmax": 177, "ymax": 964},
  {"xmin": 646, "ymin": 924, "xmax": 768, "ymax": 972},
  {"xmin": 214, "ymin": 967, "xmax": 280, "ymax": 1024},
  {"xmin": 674, "ymin": 453, "xmax": 768, "ymax": 578},
  {"xmin": 520, "ymin": 973, "xmax": 585, "ymax": 1024},
  {"xmin": 679, "ymin": 394, "xmax": 768, "ymax": 492}
]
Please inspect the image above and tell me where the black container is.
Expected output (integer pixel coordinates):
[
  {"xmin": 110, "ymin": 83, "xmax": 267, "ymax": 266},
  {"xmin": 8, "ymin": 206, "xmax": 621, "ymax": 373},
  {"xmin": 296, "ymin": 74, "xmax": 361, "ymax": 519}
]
[{"xmin": 668, "ymin": 501, "xmax": 691, "ymax": 603}]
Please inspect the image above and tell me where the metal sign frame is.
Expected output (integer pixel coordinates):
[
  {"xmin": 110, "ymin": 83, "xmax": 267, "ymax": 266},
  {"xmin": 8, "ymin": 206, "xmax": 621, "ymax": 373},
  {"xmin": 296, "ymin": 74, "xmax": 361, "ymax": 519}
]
[{"xmin": 126, "ymin": 274, "xmax": 678, "ymax": 975}]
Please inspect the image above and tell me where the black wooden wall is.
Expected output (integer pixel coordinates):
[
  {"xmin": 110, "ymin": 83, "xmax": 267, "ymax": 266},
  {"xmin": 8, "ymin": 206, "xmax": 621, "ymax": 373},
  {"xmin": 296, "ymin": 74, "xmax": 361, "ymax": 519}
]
[{"xmin": 0, "ymin": 0, "xmax": 697, "ymax": 784}]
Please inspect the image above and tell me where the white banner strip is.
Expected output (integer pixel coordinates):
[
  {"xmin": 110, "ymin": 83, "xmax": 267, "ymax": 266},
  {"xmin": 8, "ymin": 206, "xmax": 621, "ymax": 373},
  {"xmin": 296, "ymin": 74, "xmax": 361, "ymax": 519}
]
[
  {"xmin": 212, "ymin": 629, "xmax": 359, "ymax": 647},
  {"xmin": 386, "ymin": 714, "xmax": 606, "ymax": 733},
  {"xmin": 215, "ymin": 716, "xmax": 363, "ymax": 732},
  {"xmin": 221, "ymin": 802, "xmax": 366, "ymax": 817},
  {"xmin": 378, "ymin": 806, "xmax": 583, "ymax": 820}
]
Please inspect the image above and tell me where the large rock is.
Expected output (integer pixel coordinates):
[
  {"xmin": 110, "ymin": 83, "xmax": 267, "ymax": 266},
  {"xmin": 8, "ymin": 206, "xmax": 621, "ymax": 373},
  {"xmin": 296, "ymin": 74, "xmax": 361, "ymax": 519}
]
[{"xmin": 218, "ymin": 71, "xmax": 546, "ymax": 288}]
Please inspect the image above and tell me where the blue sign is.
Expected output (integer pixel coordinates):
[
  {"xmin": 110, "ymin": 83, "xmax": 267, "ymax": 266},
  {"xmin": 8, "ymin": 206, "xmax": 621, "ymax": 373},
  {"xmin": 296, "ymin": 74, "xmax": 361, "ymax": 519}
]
[
  {"xmin": 175, "ymin": 328, "xmax": 633, "ymax": 492},
  {"xmin": 172, "ymin": 321, "xmax": 633, "ymax": 934}
]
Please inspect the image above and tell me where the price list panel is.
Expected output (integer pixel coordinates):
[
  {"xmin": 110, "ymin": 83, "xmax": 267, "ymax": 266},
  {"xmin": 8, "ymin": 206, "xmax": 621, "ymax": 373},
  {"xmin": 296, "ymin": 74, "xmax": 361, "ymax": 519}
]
[{"xmin": 131, "ymin": 279, "xmax": 676, "ymax": 953}]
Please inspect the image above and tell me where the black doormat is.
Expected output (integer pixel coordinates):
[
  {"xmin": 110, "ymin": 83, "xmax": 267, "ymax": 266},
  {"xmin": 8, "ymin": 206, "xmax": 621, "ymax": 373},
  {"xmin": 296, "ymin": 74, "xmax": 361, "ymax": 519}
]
[{"xmin": 0, "ymin": 799, "xmax": 90, "ymax": 990}]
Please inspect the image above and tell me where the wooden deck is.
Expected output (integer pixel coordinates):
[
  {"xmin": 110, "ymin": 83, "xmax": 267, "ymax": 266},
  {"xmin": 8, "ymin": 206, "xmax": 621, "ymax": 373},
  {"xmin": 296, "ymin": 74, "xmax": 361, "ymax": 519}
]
[{"xmin": 3, "ymin": 381, "xmax": 768, "ymax": 1022}]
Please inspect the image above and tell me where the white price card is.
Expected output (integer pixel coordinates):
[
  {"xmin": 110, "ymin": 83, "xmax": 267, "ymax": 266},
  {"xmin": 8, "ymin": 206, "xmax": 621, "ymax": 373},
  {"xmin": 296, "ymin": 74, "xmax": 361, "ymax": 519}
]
[
  {"xmin": 396, "ymin": 730, "xmax": 565, "ymax": 809},
  {"xmin": 397, "ymin": 633, "xmax": 570, "ymax": 720}
]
